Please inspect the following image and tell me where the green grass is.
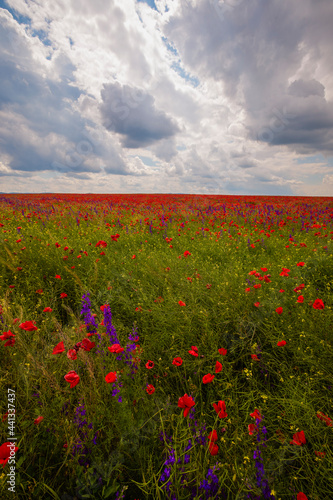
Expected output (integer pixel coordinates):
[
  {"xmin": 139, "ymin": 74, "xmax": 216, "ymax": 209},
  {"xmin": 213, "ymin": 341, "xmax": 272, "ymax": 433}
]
[{"xmin": 0, "ymin": 195, "xmax": 332, "ymax": 500}]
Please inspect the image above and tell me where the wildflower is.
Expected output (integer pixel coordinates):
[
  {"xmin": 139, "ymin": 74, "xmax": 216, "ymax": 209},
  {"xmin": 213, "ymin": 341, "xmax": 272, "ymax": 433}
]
[
  {"xmin": 189, "ymin": 346, "xmax": 198, "ymax": 357},
  {"xmin": 213, "ymin": 400, "xmax": 227, "ymax": 418},
  {"xmin": 277, "ymin": 340, "xmax": 287, "ymax": 347},
  {"xmin": 53, "ymin": 341, "xmax": 65, "ymax": 355},
  {"xmin": 43, "ymin": 307, "xmax": 53, "ymax": 312},
  {"xmin": 184, "ymin": 251, "xmax": 191, "ymax": 257},
  {"xmin": 178, "ymin": 394, "xmax": 195, "ymax": 417},
  {"xmin": 34, "ymin": 416, "xmax": 44, "ymax": 425},
  {"xmin": 108, "ymin": 344, "xmax": 124, "ymax": 353},
  {"xmin": 208, "ymin": 430, "xmax": 218, "ymax": 443},
  {"xmin": 290, "ymin": 430, "xmax": 306, "ymax": 446},
  {"xmin": 218, "ymin": 348, "xmax": 227, "ymax": 356},
  {"xmin": 172, "ymin": 357, "xmax": 183, "ymax": 366},
  {"xmin": 60, "ymin": 293, "xmax": 68, "ymax": 298},
  {"xmin": 0, "ymin": 330, "xmax": 16, "ymax": 347},
  {"xmin": 55, "ymin": 275, "xmax": 61, "ymax": 279},
  {"xmin": 209, "ymin": 442, "xmax": 219, "ymax": 455},
  {"xmin": 178, "ymin": 300, "xmax": 186, "ymax": 306},
  {"xmin": 254, "ymin": 302, "xmax": 260, "ymax": 307},
  {"xmin": 297, "ymin": 296, "xmax": 304, "ymax": 303},
  {"xmin": 250, "ymin": 409, "xmax": 262, "ymax": 422},
  {"xmin": 67, "ymin": 349, "xmax": 77, "ymax": 360},
  {"xmin": 146, "ymin": 384, "xmax": 155, "ymax": 394},
  {"xmin": 105, "ymin": 372, "xmax": 117, "ymax": 384},
  {"xmin": 215, "ymin": 361, "xmax": 222, "ymax": 373},
  {"xmin": 0, "ymin": 442, "xmax": 19, "ymax": 468},
  {"xmin": 64, "ymin": 370, "xmax": 80, "ymax": 388},
  {"xmin": 145, "ymin": 360, "xmax": 154, "ymax": 369},
  {"xmin": 316, "ymin": 412, "xmax": 332, "ymax": 427},
  {"xmin": 203, "ymin": 373, "xmax": 215, "ymax": 384},
  {"xmin": 19, "ymin": 321, "xmax": 38, "ymax": 331},
  {"xmin": 296, "ymin": 262, "xmax": 305, "ymax": 267},
  {"xmin": 276, "ymin": 307, "xmax": 283, "ymax": 314},
  {"xmin": 251, "ymin": 354, "xmax": 259, "ymax": 361},
  {"xmin": 297, "ymin": 493, "xmax": 308, "ymax": 500},
  {"xmin": 248, "ymin": 423, "xmax": 259, "ymax": 435},
  {"xmin": 312, "ymin": 299, "xmax": 324, "ymax": 309}
]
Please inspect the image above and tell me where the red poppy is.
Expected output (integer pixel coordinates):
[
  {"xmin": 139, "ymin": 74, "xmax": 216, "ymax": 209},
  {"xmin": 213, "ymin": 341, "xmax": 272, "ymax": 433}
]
[
  {"xmin": 184, "ymin": 251, "xmax": 191, "ymax": 257},
  {"xmin": 188, "ymin": 346, "xmax": 198, "ymax": 357},
  {"xmin": 60, "ymin": 293, "xmax": 67, "ymax": 298},
  {"xmin": 67, "ymin": 349, "xmax": 77, "ymax": 360},
  {"xmin": 297, "ymin": 296, "xmax": 304, "ymax": 303},
  {"xmin": 172, "ymin": 357, "xmax": 183, "ymax": 366},
  {"xmin": 314, "ymin": 451, "xmax": 326, "ymax": 458},
  {"xmin": 208, "ymin": 430, "xmax": 218, "ymax": 443},
  {"xmin": 64, "ymin": 370, "xmax": 80, "ymax": 388},
  {"xmin": 81, "ymin": 338, "xmax": 96, "ymax": 351},
  {"xmin": 105, "ymin": 372, "xmax": 117, "ymax": 383},
  {"xmin": 108, "ymin": 344, "xmax": 124, "ymax": 353},
  {"xmin": 296, "ymin": 262, "xmax": 305, "ymax": 267},
  {"xmin": 250, "ymin": 409, "xmax": 262, "ymax": 422},
  {"xmin": 261, "ymin": 267, "xmax": 268, "ymax": 272},
  {"xmin": 203, "ymin": 373, "xmax": 215, "ymax": 384},
  {"xmin": 245, "ymin": 287, "xmax": 251, "ymax": 293},
  {"xmin": 277, "ymin": 340, "xmax": 287, "ymax": 347},
  {"xmin": 290, "ymin": 430, "xmax": 306, "ymax": 446},
  {"xmin": 213, "ymin": 400, "xmax": 227, "ymax": 418},
  {"xmin": 146, "ymin": 384, "xmax": 155, "ymax": 394},
  {"xmin": 34, "ymin": 416, "xmax": 44, "ymax": 425},
  {"xmin": 178, "ymin": 301, "xmax": 186, "ymax": 306},
  {"xmin": 132, "ymin": 255, "xmax": 136, "ymax": 259},
  {"xmin": 52, "ymin": 341, "xmax": 65, "ymax": 355},
  {"xmin": 248, "ymin": 423, "xmax": 259, "ymax": 435},
  {"xmin": 276, "ymin": 307, "xmax": 283, "ymax": 314},
  {"xmin": 312, "ymin": 299, "xmax": 324, "ymax": 309},
  {"xmin": 254, "ymin": 302, "xmax": 260, "ymax": 308},
  {"xmin": 218, "ymin": 348, "xmax": 227, "ymax": 356},
  {"xmin": 43, "ymin": 307, "xmax": 53, "ymax": 312},
  {"xmin": 0, "ymin": 442, "xmax": 19, "ymax": 468},
  {"xmin": 0, "ymin": 330, "xmax": 16, "ymax": 347},
  {"xmin": 208, "ymin": 442, "xmax": 219, "ymax": 455},
  {"xmin": 215, "ymin": 361, "xmax": 222, "ymax": 373},
  {"xmin": 35, "ymin": 289, "xmax": 43, "ymax": 294},
  {"xmin": 253, "ymin": 284, "xmax": 261, "ymax": 289},
  {"xmin": 100, "ymin": 304, "xmax": 109, "ymax": 311},
  {"xmin": 251, "ymin": 354, "xmax": 259, "ymax": 361},
  {"xmin": 316, "ymin": 412, "xmax": 332, "ymax": 427},
  {"xmin": 55, "ymin": 275, "xmax": 61, "ymax": 279},
  {"xmin": 178, "ymin": 394, "xmax": 195, "ymax": 417},
  {"xmin": 145, "ymin": 360, "xmax": 154, "ymax": 369},
  {"xmin": 19, "ymin": 321, "xmax": 38, "ymax": 331}
]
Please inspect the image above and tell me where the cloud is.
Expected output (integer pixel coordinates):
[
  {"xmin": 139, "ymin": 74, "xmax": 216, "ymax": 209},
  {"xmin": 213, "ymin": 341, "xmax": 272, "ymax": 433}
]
[{"xmin": 99, "ymin": 82, "xmax": 180, "ymax": 148}]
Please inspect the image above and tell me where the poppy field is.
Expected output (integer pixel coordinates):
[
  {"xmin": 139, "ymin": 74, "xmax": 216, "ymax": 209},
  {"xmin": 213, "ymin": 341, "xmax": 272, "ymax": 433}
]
[{"xmin": 0, "ymin": 193, "xmax": 333, "ymax": 500}]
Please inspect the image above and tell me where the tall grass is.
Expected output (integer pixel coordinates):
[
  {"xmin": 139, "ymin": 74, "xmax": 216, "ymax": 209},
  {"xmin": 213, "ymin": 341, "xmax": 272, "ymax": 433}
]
[{"xmin": 0, "ymin": 194, "xmax": 332, "ymax": 500}]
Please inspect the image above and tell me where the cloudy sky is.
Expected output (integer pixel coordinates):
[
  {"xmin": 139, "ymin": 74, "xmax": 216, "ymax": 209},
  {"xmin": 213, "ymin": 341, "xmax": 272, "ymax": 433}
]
[{"xmin": 0, "ymin": 0, "xmax": 333, "ymax": 195}]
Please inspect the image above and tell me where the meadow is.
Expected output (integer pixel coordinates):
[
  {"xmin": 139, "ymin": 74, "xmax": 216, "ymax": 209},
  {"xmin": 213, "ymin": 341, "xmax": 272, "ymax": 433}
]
[{"xmin": 0, "ymin": 193, "xmax": 332, "ymax": 500}]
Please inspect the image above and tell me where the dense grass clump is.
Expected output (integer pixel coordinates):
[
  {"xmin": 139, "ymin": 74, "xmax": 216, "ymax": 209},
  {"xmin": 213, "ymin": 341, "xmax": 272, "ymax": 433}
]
[{"xmin": 0, "ymin": 193, "xmax": 332, "ymax": 500}]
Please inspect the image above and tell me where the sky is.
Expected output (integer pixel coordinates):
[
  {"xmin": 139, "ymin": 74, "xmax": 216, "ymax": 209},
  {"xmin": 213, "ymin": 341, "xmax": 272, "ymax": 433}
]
[{"xmin": 0, "ymin": 0, "xmax": 333, "ymax": 195}]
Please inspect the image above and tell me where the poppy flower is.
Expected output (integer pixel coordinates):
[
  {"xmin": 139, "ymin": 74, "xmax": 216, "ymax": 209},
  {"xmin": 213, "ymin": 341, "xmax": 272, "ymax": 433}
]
[
  {"xmin": 218, "ymin": 348, "xmax": 227, "ymax": 356},
  {"xmin": 0, "ymin": 442, "xmax": 19, "ymax": 468},
  {"xmin": 277, "ymin": 340, "xmax": 287, "ymax": 347},
  {"xmin": 108, "ymin": 344, "xmax": 124, "ymax": 354},
  {"xmin": 296, "ymin": 262, "xmax": 305, "ymax": 267},
  {"xmin": 213, "ymin": 400, "xmax": 227, "ymax": 419},
  {"xmin": 81, "ymin": 338, "xmax": 95, "ymax": 351},
  {"xmin": 43, "ymin": 307, "xmax": 53, "ymax": 312},
  {"xmin": 132, "ymin": 255, "xmax": 136, "ymax": 259},
  {"xmin": 183, "ymin": 251, "xmax": 191, "ymax": 257},
  {"xmin": 0, "ymin": 331, "xmax": 16, "ymax": 347},
  {"xmin": 250, "ymin": 409, "xmax": 262, "ymax": 422},
  {"xmin": 172, "ymin": 357, "xmax": 183, "ymax": 366},
  {"xmin": 105, "ymin": 372, "xmax": 117, "ymax": 383},
  {"xmin": 36, "ymin": 289, "xmax": 43, "ymax": 294},
  {"xmin": 146, "ymin": 384, "xmax": 155, "ymax": 394},
  {"xmin": 276, "ymin": 307, "xmax": 283, "ymax": 315},
  {"xmin": 254, "ymin": 302, "xmax": 260, "ymax": 308},
  {"xmin": 55, "ymin": 275, "xmax": 61, "ymax": 279},
  {"xmin": 313, "ymin": 299, "xmax": 324, "ymax": 309},
  {"xmin": 245, "ymin": 287, "xmax": 251, "ymax": 293},
  {"xmin": 203, "ymin": 373, "xmax": 215, "ymax": 384},
  {"xmin": 316, "ymin": 412, "xmax": 332, "ymax": 427},
  {"xmin": 67, "ymin": 349, "xmax": 77, "ymax": 360},
  {"xmin": 248, "ymin": 423, "xmax": 259, "ymax": 435},
  {"xmin": 34, "ymin": 416, "xmax": 44, "ymax": 425},
  {"xmin": 64, "ymin": 370, "xmax": 80, "ymax": 388},
  {"xmin": 178, "ymin": 394, "xmax": 195, "ymax": 417},
  {"xmin": 208, "ymin": 430, "xmax": 218, "ymax": 443},
  {"xmin": 52, "ymin": 341, "xmax": 65, "ymax": 355},
  {"xmin": 145, "ymin": 360, "xmax": 154, "ymax": 369},
  {"xmin": 251, "ymin": 354, "xmax": 259, "ymax": 361},
  {"xmin": 314, "ymin": 451, "xmax": 326, "ymax": 458},
  {"xmin": 178, "ymin": 301, "xmax": 186, "ymax": 307},
  {"xmin": 209, "ymin": 442, "xmax": 219, "ymax": 455},
  {"xmin": 188, "ymin": 346, "xmax": 198, "ymax": 357},
  {"xmin": 60, "ymin": 293, "xmax": 67, "ymax": 298},
  {"xmin": 261, "ymin": 267, "xmax": 268, "ymax": 272},
  {"xmin": 215, "ymin": 361, "xmax": 222, "ymax": 373},
  {"xmin": 290, "ymin": 430, "xmax": 306, "ymax": 446},
  {"xmin": 297, "ymin": 296, "xmax": 304, "ymax": 303},
  {"xmin": 19, "ymin": 321, "xmax": 38, "ymax": 331}
]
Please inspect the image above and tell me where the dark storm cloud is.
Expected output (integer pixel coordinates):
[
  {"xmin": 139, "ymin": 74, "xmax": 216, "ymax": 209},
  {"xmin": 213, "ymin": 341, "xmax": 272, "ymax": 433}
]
[{"xmin": 99, "ymin": 82, "xmax": 180, "ymax": 148}]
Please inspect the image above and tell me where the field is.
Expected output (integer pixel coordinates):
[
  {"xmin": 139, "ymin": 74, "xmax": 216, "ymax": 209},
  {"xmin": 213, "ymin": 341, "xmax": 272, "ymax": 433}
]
[{"xmin": 0, "ymin": 193, "xmax": 332, "ymax": 500}]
